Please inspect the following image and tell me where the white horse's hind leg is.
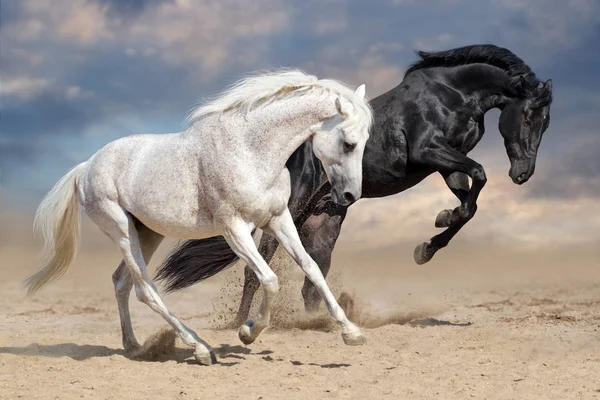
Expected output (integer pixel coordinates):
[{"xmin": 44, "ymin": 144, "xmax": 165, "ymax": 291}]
[
  {"xmin": 222, "ymin": 220, "xmax": 279, "ymax": 345},
  {"xmin": 112, "ymin": 262, "xmax": 138, "ymax": 352},
  {"xmin": 91, "ymin": 201, "xmax": 216, "ymax": 365},
  {"xmin": 112, "ymin": 222, "xmax": 164, "ymax": 353},
  {"xmin": 268, "ymin": 209, "xmax": 365, "ymax": 346}
]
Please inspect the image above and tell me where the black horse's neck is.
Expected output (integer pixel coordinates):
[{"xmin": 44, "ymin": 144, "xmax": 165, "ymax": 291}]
[{"xmin": 447, "ymin": 63, "xmax": 521, "ymax": 113}]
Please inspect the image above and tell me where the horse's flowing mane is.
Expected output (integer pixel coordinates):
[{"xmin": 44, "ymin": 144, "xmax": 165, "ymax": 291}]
[
  {"xmin": 405, "ymin": 44, "xmax": 551, "ymax": 105},
  {"xmin": 186, "ymin": 69, "xmax": 372, "ymax": 127}
]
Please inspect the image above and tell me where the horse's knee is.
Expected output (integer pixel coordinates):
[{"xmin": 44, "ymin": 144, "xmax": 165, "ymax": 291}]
[
  {"xmin": 262, "ymin": 273, "xmax": 279, "ymax": 295},
  {"xmin": 134, "ymin": 283, "xmax": 153, "ymax": 305}
]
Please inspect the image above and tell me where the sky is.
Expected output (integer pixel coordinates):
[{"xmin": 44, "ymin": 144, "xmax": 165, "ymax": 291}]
[{"xmin": 1, "ymin": 0, "xmax": 599, "ymax": 250}]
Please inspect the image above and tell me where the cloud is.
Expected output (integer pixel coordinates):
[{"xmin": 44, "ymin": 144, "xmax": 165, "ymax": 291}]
[
  {"xmin": 125, "ymin": 0, "xmax": 291, "ymax": 75},
  {"xmin": 57, "ymin": 1, "xmax": 113, "ymax": 45},
  {"xmin": 0, "ymin": 77, "xmax": 50, "ymax": 101},
  {"xmin": 0, "ymin": 77, "xmax": 93, "ymax": 102},
  {"xmin": 491, "ymin": 0, "xmax": 600, "ymax": 57},
  {"xmin": 527, "ymin": 138, "xmax": 600, "ymax": 200},
  {"xmin": 309, "ymin": 41, "xmax": 405, "ymax": 97},
  {"xmin": 412, "ymin": 33, "xmax": 455, "ymax": 51},
  {"xmin": 2, "ymin": 0, "xmax": 292, "ymax": 77},
  {"xmin": 387, "ymin": 0, "xmax": 464, "ymax": 7},
  {"xmin": 101, "ymin": 0, "xmax": 173, "ymax": 18},
  {"xmin": 310, "ymin": 2, "xmax": 348, "ymax": 36},
  {"xmin": 1, "ymin": 18, "xmax": 45, "ymax": 41}
]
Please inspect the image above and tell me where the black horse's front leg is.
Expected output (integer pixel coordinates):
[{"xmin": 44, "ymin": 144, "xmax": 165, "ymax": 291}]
[
  {"xmin": 234, "ymin": 234, "xmax": 280, "ymax": 326},
  {"xmin": 299, "ymin": 206, "xmax": 348, "ymax": 313},
  {"xmin": 434, "ymin": 172, "xmax": 470, "ymax": 228},
  {"xmin": 420, "ymin": 172, "xmax": 478, "ymax": 263},
  {"xmin": 411, "ymin": 137, "xmax": 487, "ymax": 264}
]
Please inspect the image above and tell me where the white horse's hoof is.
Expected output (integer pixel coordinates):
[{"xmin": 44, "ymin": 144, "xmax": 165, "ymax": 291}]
[
  {"xmin": 342, "ymin": 330, "xmax": 366, "ymax": 346},
  {"xmin": 238, "ymin": 320, "xmax": 256, "ymax": 345},
  {"xmin": 414, "ymin": 242, "xmax": 436, "ymax": 265},
  {"xmin": 435, "ymin": 209, "xmax": 453, "ymax": 228},
  {"xmin": 194, "ymin": 347, "xmax": 217, "ymax": 366}
]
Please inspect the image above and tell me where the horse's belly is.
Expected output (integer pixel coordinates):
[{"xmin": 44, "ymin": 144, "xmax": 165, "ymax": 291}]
[{"xmin": 122, "ymin": 193, "xmax": 217, "ymax": 239}]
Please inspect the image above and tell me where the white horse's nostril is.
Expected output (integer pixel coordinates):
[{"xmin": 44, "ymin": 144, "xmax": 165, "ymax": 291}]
[{"xmin": 342, "ymin": 192, "xmax": 356, "ymax": 205}]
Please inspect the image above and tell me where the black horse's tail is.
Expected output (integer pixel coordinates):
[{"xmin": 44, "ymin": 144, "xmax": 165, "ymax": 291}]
[{"xmin": 155, "ymin": 230, "xmax": 259, "ymax": 293}]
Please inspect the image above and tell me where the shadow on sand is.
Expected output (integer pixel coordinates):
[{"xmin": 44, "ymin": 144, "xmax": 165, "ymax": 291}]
[
  {"xmin": 409, "ymin": 318, "xmax": 473, "ymax": 327},
  {"xmin": 0, "ymin": 343, "xmax": 125, "ymax": 361},
  {"xmin": 0, "ymin": 342, "xmax": 274, "ymax": 367}
]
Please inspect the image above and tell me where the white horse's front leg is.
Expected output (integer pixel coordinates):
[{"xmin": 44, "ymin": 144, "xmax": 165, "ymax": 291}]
[
  {"xmin": 268, "ymin": 209, "xmax": 365, "ymax": 346},
  {"xmin": 222, "ymin": 220, "xmax": 279, "ymax": 345}
]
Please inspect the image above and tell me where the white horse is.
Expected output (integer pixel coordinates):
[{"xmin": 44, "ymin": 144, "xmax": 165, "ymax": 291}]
[{"xmin": 24, "ymin": 69, "xmax": 373, "ymax": 365}]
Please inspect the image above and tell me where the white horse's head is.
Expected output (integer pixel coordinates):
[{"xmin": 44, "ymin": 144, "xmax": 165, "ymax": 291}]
[{"xmin": 311, "ymin": 84, "xmax": 371, "ymax": 206}]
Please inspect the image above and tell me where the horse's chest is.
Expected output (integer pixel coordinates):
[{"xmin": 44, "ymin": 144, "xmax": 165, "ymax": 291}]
[{"xmin": 224, "ymin": 167, "xmax": 291, "ymax": 226}]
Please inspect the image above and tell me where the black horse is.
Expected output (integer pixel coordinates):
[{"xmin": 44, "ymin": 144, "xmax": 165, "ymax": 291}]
[{"xmin": 155, "ymin": 44, "xmax": 553, "ymax": 325}]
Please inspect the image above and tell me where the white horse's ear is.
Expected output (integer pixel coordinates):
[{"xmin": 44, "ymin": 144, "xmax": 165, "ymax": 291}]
[
  {"xmin": 355, "ymin": 84, "xmax": 366, "ymax": 99},
  {"xmin": 335, "ymin": 97, "xmax": 348, "ymax": 117}
]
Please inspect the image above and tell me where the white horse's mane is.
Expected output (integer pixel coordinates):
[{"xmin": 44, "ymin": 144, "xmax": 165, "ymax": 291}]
[{"xmin": 186, "ymin": 69, "xmax": 372, "ymax": 127}]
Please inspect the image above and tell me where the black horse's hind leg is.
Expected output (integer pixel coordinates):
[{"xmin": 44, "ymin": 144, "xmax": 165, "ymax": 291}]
[
  {"xmin": 299, "ymin": 207, "xmax": 348, "ymax": 313},
  {"xmin": 234, "ymin": 234, "xmax": 280, "ymax": 326}
]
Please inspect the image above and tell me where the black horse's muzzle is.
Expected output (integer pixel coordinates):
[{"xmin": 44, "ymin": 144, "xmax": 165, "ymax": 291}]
[{"xmin": 509, "ymin": 159, "xmax": 535, "ymax": 185}]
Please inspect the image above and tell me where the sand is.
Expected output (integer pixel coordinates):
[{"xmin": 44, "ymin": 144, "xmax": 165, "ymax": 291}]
[{"xmin": 1, "ymin": 215, "xmax": 599, "ymax": 400}]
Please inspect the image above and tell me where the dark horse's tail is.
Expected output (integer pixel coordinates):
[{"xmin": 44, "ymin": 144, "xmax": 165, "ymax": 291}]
[{"xmin": 155, "ymin": 231, "xmax": 257, "ymax": 293}]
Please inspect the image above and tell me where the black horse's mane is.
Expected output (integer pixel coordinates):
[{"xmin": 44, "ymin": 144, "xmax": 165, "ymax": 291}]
[{"xmin": 405, "ymin": 44, "xmax": 551, "ymax": 104}]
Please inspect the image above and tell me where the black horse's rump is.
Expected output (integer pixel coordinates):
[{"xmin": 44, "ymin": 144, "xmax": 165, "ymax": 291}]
[{"xmin": 155, "ymin": 44, "xmax": 554, "ymax": 309}]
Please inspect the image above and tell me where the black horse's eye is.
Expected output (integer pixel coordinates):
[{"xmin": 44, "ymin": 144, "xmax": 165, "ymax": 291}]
[{"xmin": 344, "ymin": 142, "xmax": 356, "ymax": 153}]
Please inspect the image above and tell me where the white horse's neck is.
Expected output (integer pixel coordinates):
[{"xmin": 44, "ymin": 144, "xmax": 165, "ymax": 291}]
[
  {"xmin": 190, "ymin": 90, "xmax": 337, "ymax": 179},
  {"xmin": 246, "ymin": 93, "xmax": 334, "ymax": 164}
]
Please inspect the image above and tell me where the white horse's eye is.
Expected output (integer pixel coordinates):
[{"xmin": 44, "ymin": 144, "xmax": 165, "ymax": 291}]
[{"xmin": 344, "ymin": 141, "xmax": 357, "ymax": 152}]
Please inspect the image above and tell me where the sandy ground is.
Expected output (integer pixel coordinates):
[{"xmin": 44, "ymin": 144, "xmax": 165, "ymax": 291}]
[{"xmin": 1, "ymin": 215, "xmax": 599, "ymax": 399}]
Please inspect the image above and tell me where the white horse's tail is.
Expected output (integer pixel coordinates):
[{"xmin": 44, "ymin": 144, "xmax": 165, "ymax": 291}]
[{"xmin": 24, "ymin": 163, "xmax": 86, "ymax": 296}]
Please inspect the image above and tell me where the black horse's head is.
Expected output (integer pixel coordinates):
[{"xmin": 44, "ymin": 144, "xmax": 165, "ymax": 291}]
[{"xmin": 499, "ymin": 79, "xmax": 553, "ymax": 184}]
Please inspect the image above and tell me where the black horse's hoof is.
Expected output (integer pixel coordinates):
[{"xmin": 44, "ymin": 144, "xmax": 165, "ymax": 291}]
[
  {"xmin": 414, "ymin": 242, "xmax": 437, "ymax": 265},
  {"xmin": 434, "ymin": 209, "xmax": 453, "ymax": 228}
]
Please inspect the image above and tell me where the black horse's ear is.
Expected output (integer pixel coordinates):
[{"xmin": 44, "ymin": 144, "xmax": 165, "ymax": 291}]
[{"xmin": 544, "ymin": 79, "xmax": 553, "ymax": 92}]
